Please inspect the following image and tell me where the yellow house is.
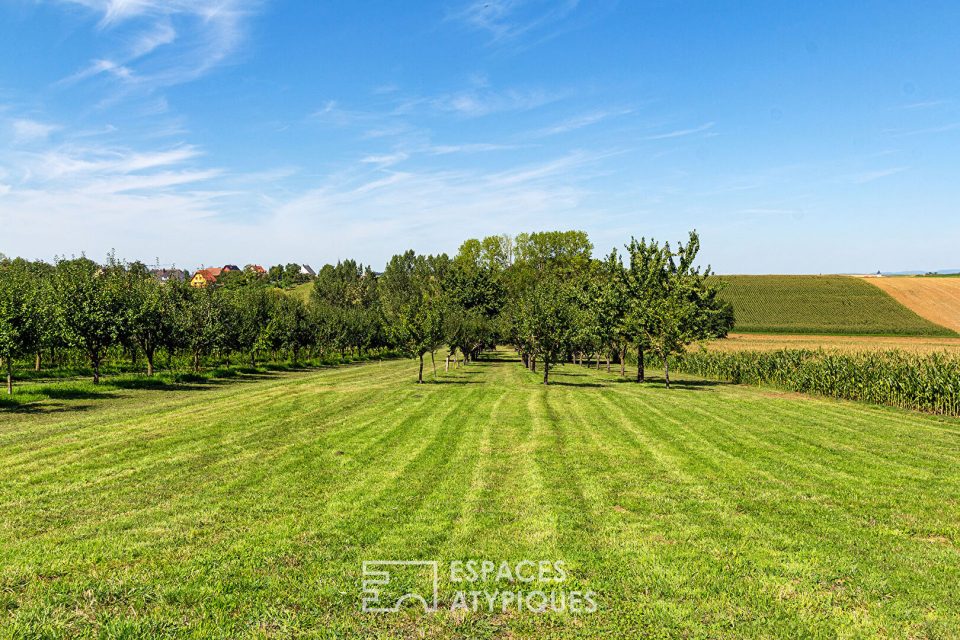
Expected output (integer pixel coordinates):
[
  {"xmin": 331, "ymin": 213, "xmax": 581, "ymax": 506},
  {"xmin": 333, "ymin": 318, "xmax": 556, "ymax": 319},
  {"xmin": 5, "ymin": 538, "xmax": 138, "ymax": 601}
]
[{"xmin": 190, "ymin": 268, "xmax": 222, "ymax": 288}]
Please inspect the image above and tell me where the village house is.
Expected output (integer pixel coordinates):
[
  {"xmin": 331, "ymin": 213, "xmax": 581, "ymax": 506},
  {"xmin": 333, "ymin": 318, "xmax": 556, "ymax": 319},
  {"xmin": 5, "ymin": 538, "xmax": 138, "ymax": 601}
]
[
  {"xmin": 190, "ymin": 267, "xmax": 224, "ymax": 288},
  {"xmin": 150, "ymin": 268, "xmax": 187, "ymax": 283}
]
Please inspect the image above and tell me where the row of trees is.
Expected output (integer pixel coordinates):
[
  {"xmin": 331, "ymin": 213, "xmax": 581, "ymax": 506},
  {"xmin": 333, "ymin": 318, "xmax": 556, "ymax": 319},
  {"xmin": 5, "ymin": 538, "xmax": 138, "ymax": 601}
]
[
  {"xmin": 313, "ymin": 230, "xmax": 732, "ymax": 385},
  {"xmin": 0, "ymin": 230, "xmax": 733, "ymax": 391},
  {"xmin": 0, "ymin": 257, "xmax": 326, "ymax": 392}
]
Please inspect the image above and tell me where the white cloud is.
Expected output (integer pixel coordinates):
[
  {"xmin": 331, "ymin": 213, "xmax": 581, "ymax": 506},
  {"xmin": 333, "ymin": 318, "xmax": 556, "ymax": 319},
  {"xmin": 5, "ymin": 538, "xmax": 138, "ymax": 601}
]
[
  {"xmin": 849, "ymin": 167, "xmax": 909, "ymax": 184},
  {"xmin": 452, "ymin": 0, "xmax": 583, "ymax": 44},
  {"xmin": 534, "ymin": 108, "xmax": 631, "ymax": 136},
  {"xmin": 644, "ymin": 121, "xmax": 715, "ymax": 141},
  {"xmin": 889, "ymin": 122, "xmax": 960, "ymax": 137},
  {"xmin": 360, "ymin": 152, "xmax": 409, "ymax": 167},
  {"xmin": 428, "ymin": 143, "xmax": 519, "ymax": 155},
  {"xmin": 433, "ymin": 87, "xmax": 561, "ymax": 117},
  {"xmin": 11, "ymin": 119, "xmax": 60, "ymax": 143},
  {"xmin": 0, "ymin": 140, "xmax": 604, "ymax": 268},
  {"xmin": 54, "ymin": 0, "xmax": 260, "ymax": 91}
]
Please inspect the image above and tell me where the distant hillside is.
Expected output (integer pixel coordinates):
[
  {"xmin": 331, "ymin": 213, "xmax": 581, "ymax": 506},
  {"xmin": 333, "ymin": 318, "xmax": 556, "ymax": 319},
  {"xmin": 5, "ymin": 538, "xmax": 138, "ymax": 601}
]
[
  {"xmin": 866, "ymin": 277, "xmax": 960, "ymax": 333},
  {"xmin": 717, "ymin": 275, "xmax": 957, "ymax": 336}
]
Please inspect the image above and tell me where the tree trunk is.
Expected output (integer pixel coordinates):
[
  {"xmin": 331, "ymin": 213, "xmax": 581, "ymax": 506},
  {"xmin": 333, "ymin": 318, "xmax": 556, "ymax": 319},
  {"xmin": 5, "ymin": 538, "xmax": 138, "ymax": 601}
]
[
  {"xmin": 596, "ymin": 353, "xmax": 601, "ymax": 370},
  {"xmin": 430, "ymin": 351, "xmax": 436, "ymax": 376},
  {"xmin": 146, "ymin": 349, "xmax": 155, "ymax": 377},
  {"xmin": 35, "ymin": 352, "xmax": 41, "ymax": 371},
  {"xmin": 445, "ymin": 354, "xmax": 450, "ymax": 372},
  {"xmin": 531, "ymin": 355, "xmax": 536, "ymax": 372},
  {"xmin": 193, "ymin": 351, "xmax": 201, "ymax": 373},
  {"xmin": 543, "ymin": 357, "xmax": 550, "ymax": 385},
  {"xmin": 620, "ymin": 346, "xmax": 626, "ymax": 377},
  {"xmin": 606, "ymin": 353, "xmax": 611, "ymax": 373},
  {"xmin": 637, "ymin": 344, "xmax": 645, "ymax": 383},
  {"xmin": 418, "ymin": 354, "xmax": 424, "ymax": 384},
  {"xmin": 6, "ymin": 358, "xmax": 12, "ymax": 395},
  {"xmin": 663, "ymin": 355, "xmax": 670, "ymax": 389},
  {"xmin": 92, "ymin": 352, "xmax": 101, "ymax": 385}
]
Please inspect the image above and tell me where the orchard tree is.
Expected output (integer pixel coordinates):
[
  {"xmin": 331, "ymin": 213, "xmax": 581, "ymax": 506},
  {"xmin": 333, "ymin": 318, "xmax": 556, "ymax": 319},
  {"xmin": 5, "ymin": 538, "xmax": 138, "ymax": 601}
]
[
  {"xmin": 183, "ymin": 286, "xmax": 225, "ymax": 372},
  {"xmin": 262, "ymin": 294, "xmax": 312, "ymax": 364},
  {"xmin": 517, "ymin": 273, "xmax": 576, "ymax": 385},
  {"xmin": 128, "ymin": 273, "xmax": 182, "ymax": 375},
  {"xmin": 379, "ymin": 250, "xmax": 448, "ymax": 383},
  {"xmin": 225, "ymin": 286, "xmax": 274, "ymax": 365},
  {"xmin": 623, "ymin": 236, "xmax": 668, "ymax": 382},
  {"xmin": 53, "ymin": 258, "xmax": 127, "ymax": 384},
  {"xmin": 633, "ymin": 231, "xmax": 734, "ymax": 388},
  {"xmin": 0, "ymin": 263, "xmax": 39, "ymax": 394}
]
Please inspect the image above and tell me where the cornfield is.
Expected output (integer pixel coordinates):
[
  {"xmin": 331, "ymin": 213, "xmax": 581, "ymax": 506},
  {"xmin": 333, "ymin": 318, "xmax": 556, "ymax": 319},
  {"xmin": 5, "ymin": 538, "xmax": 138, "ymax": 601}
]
[{"xmin": 672, "ymin": 349, "xmax": 960, "ymax": 416}]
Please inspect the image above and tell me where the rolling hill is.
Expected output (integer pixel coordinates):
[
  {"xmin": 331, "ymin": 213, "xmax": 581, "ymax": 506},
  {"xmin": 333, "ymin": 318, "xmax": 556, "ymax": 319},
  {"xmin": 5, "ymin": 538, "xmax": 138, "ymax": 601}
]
[
  {"xmin": 865, "ymin": 276, "xmax": 960, "ymax": 333},
  {"xmin": 717, "ymin": 275, "xmax": 957, "ymax": 336}
]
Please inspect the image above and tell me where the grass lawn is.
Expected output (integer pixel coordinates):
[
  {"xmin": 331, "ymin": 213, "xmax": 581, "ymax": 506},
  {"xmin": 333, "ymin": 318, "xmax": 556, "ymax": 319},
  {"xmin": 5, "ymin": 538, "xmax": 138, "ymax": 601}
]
[
  {"xmin": 718, "ymin": 275, "xmax": 956, "ymax": 336},
  {"xmin": 1, "ymin": 352, "xmax": 959, "ymax": 638}
]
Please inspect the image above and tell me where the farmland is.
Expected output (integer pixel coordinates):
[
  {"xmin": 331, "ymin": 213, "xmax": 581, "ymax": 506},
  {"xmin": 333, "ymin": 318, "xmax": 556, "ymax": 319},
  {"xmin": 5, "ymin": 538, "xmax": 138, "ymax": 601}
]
[
  {"xmin": 706, "ymin": 332, "xmax": 960, "ymax": 354},
  {"xmin": 2, "ymin": 352, "xmax": 959, "ymax": 638},
  {"xmin": 717, "ymin": 275, "xmax": 956, "ymax": 336},
  {"xmin": 865, "ymin": 276, "xmax": 960, "ymax": 333}
]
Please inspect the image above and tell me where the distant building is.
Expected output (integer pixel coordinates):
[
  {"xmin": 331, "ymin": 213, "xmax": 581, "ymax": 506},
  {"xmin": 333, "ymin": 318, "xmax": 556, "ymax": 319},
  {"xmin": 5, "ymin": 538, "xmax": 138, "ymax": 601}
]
[
  {"xmin": 246, "ymin": 264, "xmax": 267, "ymax": 275},
  {"xmin": 222, "ymin": 264, "xmax": 240, "ymax": 272},
  {"xmin": 191, "ymin": 268, "xmax": 223, "ymax": 288},
  {"xmin": 151, "ymin": 268, "xmax": 187, "ymax": 283},
  {"xmin": 300, "ymin": 264, "xmax": 316, "ymax": 277}
]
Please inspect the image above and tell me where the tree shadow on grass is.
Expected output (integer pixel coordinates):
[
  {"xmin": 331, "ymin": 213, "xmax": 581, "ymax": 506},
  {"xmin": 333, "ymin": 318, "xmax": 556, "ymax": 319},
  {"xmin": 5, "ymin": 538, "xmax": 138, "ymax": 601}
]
[
  {"xmin": 107, "ymin": 379, "xmax": 216, "ymax": 392},
  {"xmin": 609, "ymin": 377, "xmax": 726, "ymax": 390},
  {"xmin": 0, "ymin": 398, "xmax": 98, "ymax": 415},
  {"xmin": 544, "ymin": 380, "xmax": 607, "ymax": 388},
  {"xmin": 37, "ymin": 387, "xmax": 115, "ymax": 401},
  {"xmin": 428, "ymin": 379, "xmax": 482, "ymax": 385}
]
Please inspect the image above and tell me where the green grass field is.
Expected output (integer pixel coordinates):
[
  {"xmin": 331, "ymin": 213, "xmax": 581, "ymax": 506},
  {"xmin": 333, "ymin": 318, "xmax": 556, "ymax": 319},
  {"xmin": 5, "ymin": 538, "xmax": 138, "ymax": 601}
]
[
  {"xmin": 291, "ymin": 281, "xmax": 313, "ymax": 302},
  {"xmin": 718, "ymin": 275, "xmax": 957, "ymax": 336},
  {"xmin": 2, "ymin": 353, "xmax": 959, "ymax": 638}
]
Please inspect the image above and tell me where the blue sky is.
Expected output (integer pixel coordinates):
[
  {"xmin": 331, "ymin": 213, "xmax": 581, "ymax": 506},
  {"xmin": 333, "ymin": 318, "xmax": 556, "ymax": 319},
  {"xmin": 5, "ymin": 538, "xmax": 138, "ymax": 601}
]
[{"xmin": 1, "ymin": 0, "xmax": 958, "ymax": 273}]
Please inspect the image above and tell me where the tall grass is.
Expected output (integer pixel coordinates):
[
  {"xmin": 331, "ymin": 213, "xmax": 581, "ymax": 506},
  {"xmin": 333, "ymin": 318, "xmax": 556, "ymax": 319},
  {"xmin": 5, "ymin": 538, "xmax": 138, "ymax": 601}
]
[{"xmin": 672, "ymin": 348, "xmax": 960, "ymax": 416}]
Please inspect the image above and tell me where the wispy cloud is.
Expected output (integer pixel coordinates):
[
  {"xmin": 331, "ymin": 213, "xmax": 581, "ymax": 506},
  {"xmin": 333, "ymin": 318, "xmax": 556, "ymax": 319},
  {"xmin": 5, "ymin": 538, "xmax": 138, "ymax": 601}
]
[
  {"xmin": 53, "ymin": 0, "xmax": 261, "ymax": 92},
  {"xmin": 739, "ymin": 207, "xmax": 800, "ymax": 216},
  {"xmin": 534, "ymin": 108, "xmax": 631, "ymax": 136},
  {"xmin": 360, "ymin": 152, "xmax": 409, "ymax": 167},
  {"xmin": 890, "ymin": 99, "xmax": 950, "ymax": 111},
  {"xmin": 11, "ymin": 119, "xmax": 60, "ymax": 143},
  {"xmin": 432, "ymin": 87, "xmax": 561, "ymax": 117},
  {"xmin": 888, "ymin": 122, "xmax": 960, "ymax": 137},
  {"xmin": 849, "ymin": 166, "xmax": 909, "ymax": 184},
  {"xmin": 644, "ymin": 121, "xmax": 715, "ymax": 141},
  {"xmin": 452, "ymin": 0, "xmax": 585, "ymax": 45},
  {"xmin": 428, "ymin": 143, "xmax": 520, "ymax": 155}
]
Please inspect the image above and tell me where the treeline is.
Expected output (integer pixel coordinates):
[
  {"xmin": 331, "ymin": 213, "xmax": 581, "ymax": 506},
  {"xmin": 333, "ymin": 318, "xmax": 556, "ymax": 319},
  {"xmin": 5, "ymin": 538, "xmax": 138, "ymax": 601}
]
[
  {"xmin": 671, "ymin": 349, "xmax": 960, "ymax": 416},
  {"xmin": 0, "ymin": 229, "xmax": 734, "ymax": 392}
]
